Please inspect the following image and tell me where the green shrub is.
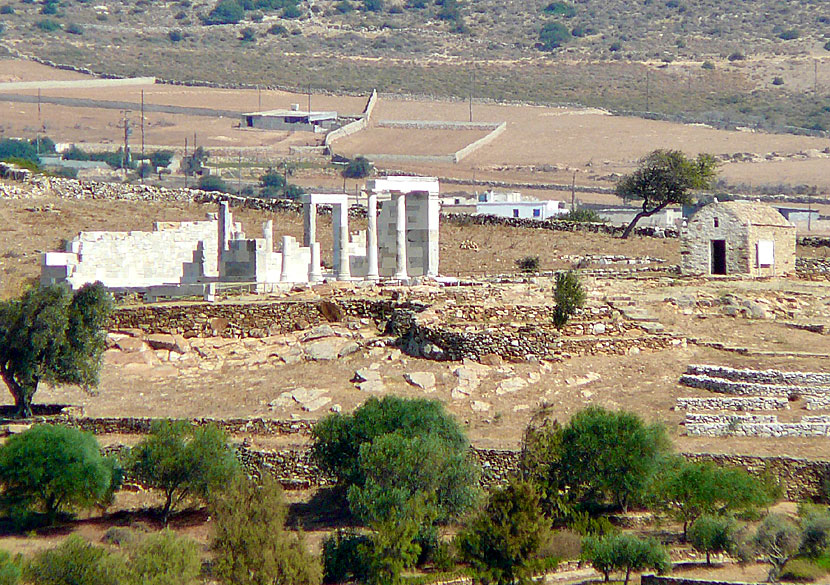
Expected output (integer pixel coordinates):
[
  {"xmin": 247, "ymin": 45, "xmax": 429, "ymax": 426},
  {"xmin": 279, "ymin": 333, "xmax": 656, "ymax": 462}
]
[
  {"xmin": 772, "ymin": 76, "xmax": 784, "ymax": 86},
  {"xmin": 824, "ymin": 40, "xmax": 830, "ymax": 52},
  {"xmin": 516, "ymin": 256, "xmax": 540, "ymax": 273},
  {"xmin": 1, "ymin": 157, "xmax": 40, "ymax": 172},
  {"xmin": 36, "ymin": 17, "xmax": 60, "ymax": 30},
  {"xmin": 582, "ymin": 533, "xmax": 669, "ymax": 585},
  {"xmin": 539, "ymin": 21, "xmax": 570, "ymax": 50},
  {"xmin": 334, "ymin": 1, "xmax": 353, "ymax": 13},
  {"xmin": 128, "ymin": 529, "xmax": 201, "ymax": 585},
  {"xmin": 313, "ymin": 396, "xmax": 480, "ymax": 534},
  {"xmin": 561, "ymin": 208, "xmax": 605, "ymax": 223},
  {"xmin": 196, "ymin": 175, "xmax": 231, "ymax": 193},
  {"xmin": 239, "ymin": 26, "xmax": 256, "ymax": 41},
  {"xmin": 781, "ymin": 559, "xmax": 826, "ymax": 582},
  {"xmin": 168, "ymin": 29, "xmax": 183, "ymax": 41},
  {"xmin": 0, "ymin": 550, "xmax": 20, "ymax": 585},
  {"xmin": 0, "ymin": 138, "xmax": 40, "ymax": 164},
  {"xmin": 543, "ymin": 1, "xmax": 574, "ymax": 17},
  {"xmin": 457, "ymin": 481, "xmax": 551, "ymax": 585},
  {"xmin": 267, "ymin": 22, "xmax": 287, "ymax": 34},
  {"xmin": 65, "ymin": 22, "xmax": 83, "ymax": 34},
  {"xmin": 727, "ymin": 51, "xmax": 745, "ymax": 61},
  {"xmin": 204, "ymin": 0, "xmax": 244, "ymax": 24},
  {"xmin": 39, "ymin": 2, "xmax": 57, "ymax": 14},
  {"xmin": 609, "ymin": 41, "xmax": 622, "ymax": 52},
  {"xmin": 701, "ymin": 60, "xmax": 715, "ymax": 70},
  {"xmin": 0, "ymin": 425, "xmax": 115, "ymax": 525},
  {"xmin": 342, "ymin": 156, "xmax": 372, "ymax": 179},
  {"xmin": 778, "ymin": 28, "xmax": 800, "ymax": 40},
  {"xmin": 0, "ymin": 5, "xmax": 14, "ymax": 14},
  {"xmin": 800, "ymin": 507, "xmax": 830, "ymax": 559},
  {"xmin": 212, "ymin": 475, "xmax": 321, "ymax": 585},
  {"xmin": 322, "ymin": 530, "xmax": 373, "ymax": 583},
  {"xmin": 552, "ymin": 271, "xmax": 585, "ymax": 329},
  {"xmin": 282, "ymin": 3, "xmax": 301, "ymax": 17},
  {"xmin": 25, "ymin": 534, "xmax": 127, "ymax": 585},
  {"xmin": 363, "ymin": 0, "xmax": 381, "ymax": 12},
  {"xmin": 51, "ymin": 166, "xmax": 78, "ymax": 179}
]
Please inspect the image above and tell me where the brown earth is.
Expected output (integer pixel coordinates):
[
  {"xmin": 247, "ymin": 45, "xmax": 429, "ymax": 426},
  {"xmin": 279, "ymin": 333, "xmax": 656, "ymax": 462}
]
[{"xmin": 5, "ymin": 58, "xmax": 830, "ymax": 199}]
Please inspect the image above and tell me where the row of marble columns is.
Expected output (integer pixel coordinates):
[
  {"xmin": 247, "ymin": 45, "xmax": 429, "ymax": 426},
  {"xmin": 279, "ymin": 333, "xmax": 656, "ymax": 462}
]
[{"xmin": 301, "ymin": 192, "xmax": 408, "ymax": 281}]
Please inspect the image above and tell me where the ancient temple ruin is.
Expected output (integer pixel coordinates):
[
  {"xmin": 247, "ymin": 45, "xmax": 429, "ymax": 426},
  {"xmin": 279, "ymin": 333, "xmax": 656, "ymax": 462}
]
[{"xmin": 40, "ymin": 176, "xmax": 441, "ymax": 296}]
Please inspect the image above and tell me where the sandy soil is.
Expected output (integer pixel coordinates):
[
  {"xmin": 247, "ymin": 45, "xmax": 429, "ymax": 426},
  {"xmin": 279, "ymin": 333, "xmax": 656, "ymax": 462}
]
[
  {"xmin": 5, "ymin": 58, "xmax": 830, "ymax": 194},
  {"xmin": 335, "ymin": 127, "xmax": 490, "ymax": 156}
]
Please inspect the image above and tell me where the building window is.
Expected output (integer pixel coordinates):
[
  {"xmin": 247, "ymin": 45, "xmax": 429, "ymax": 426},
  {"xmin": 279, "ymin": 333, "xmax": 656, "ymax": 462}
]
[
  {"xmin": 513, "ymin": 209, "xmax": 519, "ymax": 218},
  {"xmin": 713, "ymin": 217, "xmax": 719, "ymax": 228},
  {"xmin": 533, "ymin": 208, "xmax": 541, "ymax": 218},
  {"xmin": 757, "ymin": 240, "xmax": 774, "ymax": 268}
]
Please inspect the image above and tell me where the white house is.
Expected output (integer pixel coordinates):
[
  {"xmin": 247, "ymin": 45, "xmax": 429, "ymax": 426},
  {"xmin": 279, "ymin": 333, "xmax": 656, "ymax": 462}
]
[{"xmin": 476, "ymin": 200, "xmax": 567, "ymax": 220}]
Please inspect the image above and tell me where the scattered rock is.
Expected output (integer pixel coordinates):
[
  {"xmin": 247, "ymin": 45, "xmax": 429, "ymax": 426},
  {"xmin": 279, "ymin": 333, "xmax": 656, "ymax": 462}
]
[
  {"xmin": 403, "ymin": 372, "xmax": 436, "ymax": 392},
  {"xmin": 114, "ymin": 337, "xmax": 147, "ymax": 353},
  {"xmin": 271, "ymin": 345, "xmax": 304, "ymax": 365},
  {"xmin": 301, "ymin": 324, "xmax": 336, "ymax": 342},
  {"xmin": 471, "ymin": 401, "xmax": 491, "ymax": 412},
  {"xmin": 306, "ymin": 338, "xmax": 353, "ymax": 361},
  {"xmin": 496, "ymin": 377, "xmax": 528, "ymax": 395}
]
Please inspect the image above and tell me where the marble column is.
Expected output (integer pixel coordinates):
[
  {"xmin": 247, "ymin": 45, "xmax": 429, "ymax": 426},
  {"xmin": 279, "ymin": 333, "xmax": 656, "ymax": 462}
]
[
  {"xmin": 280, "ymin": 235, "xmax": 292, "ymax": 282},
  {"xmin": 334, "ymin": 203, "xmax": 351, "ymax": 280},
  {"xmin": 366, "ymin": 191, "xmax": 379, "ymax": 280},
  {"xmin": 302, "ymin": 201, "xmax": 317, "ymax": 247},
  {"xmin": 263, "ymin": 220, "xmax": 273, "ymax": 252},
  {"xmin": 309, "ymin": 242, "xmax": 323, "ymax": 282},
  {"xmin": 394, "ymin": 192, "xmax": 408, "ymax": 280}
]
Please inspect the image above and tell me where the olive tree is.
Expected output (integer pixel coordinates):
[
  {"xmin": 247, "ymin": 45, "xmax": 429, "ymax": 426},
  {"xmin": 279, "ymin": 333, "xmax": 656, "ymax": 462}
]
[
  {"xmin": 0, "ymin": 283, "xmax": 111, "ymax": 417},
  {"xmin": 0, "ymin": 425, "xmax": 115, "ymax": 524},
  {"xmin": 616, "ymin": 149, "xmax": 718, "ymax": 238},
  {"xmin": 557, "ymin": 406, "xmax": 670, "ymax": 512},
  {"xmin": 582, "ymin": 533, "xmax": 669, "ymax": 585},
  {"xmin": 652, "ymin": 457, "xmax": 776, "ymax": 538},
  {"xmin": 688, "ymin": 515, "xmax": 736, "ymax": 565},
  {"xmin": 129, "ymin": 420, "xmax": 240, "ymax": 524},
  {"xmin": 751, "ymin": 513, "xmax": 801, "ymax": 583}
]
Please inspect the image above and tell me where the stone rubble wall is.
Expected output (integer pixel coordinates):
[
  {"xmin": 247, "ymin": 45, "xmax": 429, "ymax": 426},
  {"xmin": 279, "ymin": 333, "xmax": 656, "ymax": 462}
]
[
  {"xmin": 797, "ymin": 257, "xmax": 830, "ymax": 280},
  {"xmin": 807, "ymin": 397, "xmax": 830, "ymax": 410},
  {"xmin": 21, "ymin": 414, "xmax": 830, "ymax": 499},
  {"xmin": 679, "ymin": 374, "xmax": 830, "ymax": 398},
  {"xmin": 109, "ymin": 299, "xmax": 418, "ymax": 338},
  {"xmin": 686, "ymin": 364, "xmax": 830, "ymax": 386},
  {"xmin": 676, "ymin": 396, "xmax": 790, "ymax": 411},
  {"xmin": 685, "ymin": 413, "xmax": 830, "ymax": 437},
  {"xmin": 642, "ymin": 576, "xmax": 756, "ymax": 585},
  {"xmin": 443, "ymin": 213, "xmax": 680, "ymax": 238},
  {"xmin": 402, "ymin": 320, "xmax": 683, "ymax": 361}
]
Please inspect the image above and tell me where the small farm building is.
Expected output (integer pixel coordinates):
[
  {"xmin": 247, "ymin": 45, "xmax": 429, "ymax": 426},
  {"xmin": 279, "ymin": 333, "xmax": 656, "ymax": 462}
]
[{"xmin": 681, "ymin": 200, "xmax": 795, "ymax": 276}]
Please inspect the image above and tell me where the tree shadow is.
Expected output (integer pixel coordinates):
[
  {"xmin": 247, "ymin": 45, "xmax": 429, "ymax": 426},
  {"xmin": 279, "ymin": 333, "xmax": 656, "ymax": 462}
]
[{"xmin": 287, "ymin": 487, "xmax": 356, "ymax": 531}]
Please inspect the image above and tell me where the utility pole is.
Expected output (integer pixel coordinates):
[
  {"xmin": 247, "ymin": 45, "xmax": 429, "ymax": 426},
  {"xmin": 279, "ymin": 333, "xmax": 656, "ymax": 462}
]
[
  {"xmin": 571, "ymin": 171, "xmax": 576, "ymax": 211},
  {"xmin": 140, "ymin": 90, "xmax": 145, "ymax": 183},
  {"xmin": 237, "ymin": 152, "xmax": 242, "ymax": 195},
  {"xmin": 469, "ymin": 68, "xmax": 475, "ymax": 123},
  {"xmin": 184, "ymin": 137, "xmax": 188, "ymax": 189},
  {"xmin": 118, "ymin": 110, "xmax": 132, "ymax": 178}
]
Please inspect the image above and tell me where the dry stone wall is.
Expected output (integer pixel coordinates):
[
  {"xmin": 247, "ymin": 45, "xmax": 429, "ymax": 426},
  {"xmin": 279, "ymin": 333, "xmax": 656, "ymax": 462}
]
[
  {"xmin": 685, "ymin": 413, "xmax": 830, "ymax": 438},
  {"xmin": 675, "ymin": 396, "xmax": 789, "ymax": 411},
  {"xmin": 679, "ymin": 374, "xmax": 830, "ymax": 398},
  {"xmin": 110, "ymin": 299, "xmax": 416, "ymax": 338},
  {"xmin": 687, "ymin": 364, "xmax": 830, "ymax": 386},
  {"xmin": 19, "ymin": 414, "xmax": 830, "ymax": 499},
  {"xmin": 642, "ymin": 576, "xmax": 756, "ymax": 585}
]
